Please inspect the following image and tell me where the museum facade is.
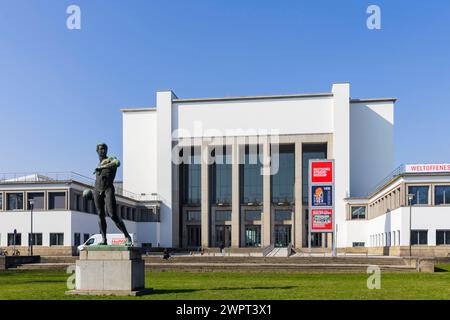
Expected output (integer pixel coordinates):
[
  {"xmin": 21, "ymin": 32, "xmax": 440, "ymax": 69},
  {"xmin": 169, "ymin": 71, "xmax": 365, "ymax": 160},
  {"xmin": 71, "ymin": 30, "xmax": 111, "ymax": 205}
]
[{"xmin": 1, "ymin": 83, "xmax": 449, "ymax": 257}]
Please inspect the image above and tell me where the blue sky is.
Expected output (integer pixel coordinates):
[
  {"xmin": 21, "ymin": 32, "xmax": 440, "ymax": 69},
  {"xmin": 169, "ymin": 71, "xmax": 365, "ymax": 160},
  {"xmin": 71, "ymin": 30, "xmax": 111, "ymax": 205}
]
[{"xmin": 1, "ymin": 0, "xmax": 449, "ymax": 180}]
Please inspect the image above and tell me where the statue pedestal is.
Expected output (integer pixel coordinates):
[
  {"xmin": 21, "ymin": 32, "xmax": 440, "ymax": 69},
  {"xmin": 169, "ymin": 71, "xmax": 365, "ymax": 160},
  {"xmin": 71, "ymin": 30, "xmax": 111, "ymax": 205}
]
[{"xmin": 66, "ymin": 246, "xmax": 151, "ymax": 296}]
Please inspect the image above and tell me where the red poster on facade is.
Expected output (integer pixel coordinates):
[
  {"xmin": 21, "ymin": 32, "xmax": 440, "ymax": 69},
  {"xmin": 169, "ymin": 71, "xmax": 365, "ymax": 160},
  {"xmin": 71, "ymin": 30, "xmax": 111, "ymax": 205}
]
[
  {"xmin": 311, "ymin": 161, "xmax": 333, "ymax": 183},
  {"xmin": 311, "ymin": 209, "xmax": 333, "ymax": 231}
]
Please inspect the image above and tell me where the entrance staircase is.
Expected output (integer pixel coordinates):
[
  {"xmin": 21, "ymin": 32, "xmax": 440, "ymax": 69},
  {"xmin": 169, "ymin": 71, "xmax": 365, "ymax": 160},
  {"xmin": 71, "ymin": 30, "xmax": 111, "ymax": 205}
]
[{"xmin": 14, "ymin": 254, "xmax": 431, "ymax": 273}]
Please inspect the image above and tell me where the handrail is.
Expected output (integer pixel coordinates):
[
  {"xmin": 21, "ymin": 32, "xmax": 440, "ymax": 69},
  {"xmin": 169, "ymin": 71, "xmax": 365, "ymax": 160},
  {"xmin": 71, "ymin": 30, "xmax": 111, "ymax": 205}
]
[
  {"xmin": 262, "ymin": 244, "xmax": 275, "ymax": 257},
  {"xmin": 287, "ymin": 243, "xmax": 293, "ymax": 257}
]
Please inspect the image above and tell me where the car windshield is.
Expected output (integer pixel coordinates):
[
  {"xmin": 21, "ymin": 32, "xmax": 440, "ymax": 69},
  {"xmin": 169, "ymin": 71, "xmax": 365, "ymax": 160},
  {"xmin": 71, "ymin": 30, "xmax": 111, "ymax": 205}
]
[{"xmin": 85, "ymin": 238, "xmax": 94, "ymax": 246}]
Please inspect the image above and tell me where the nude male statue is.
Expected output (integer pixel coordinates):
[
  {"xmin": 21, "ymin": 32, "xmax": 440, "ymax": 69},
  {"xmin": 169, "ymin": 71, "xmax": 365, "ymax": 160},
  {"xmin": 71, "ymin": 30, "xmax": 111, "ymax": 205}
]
[{"xmin": 84, "ymin": 143, "xmax": 132, "ymax": 246}]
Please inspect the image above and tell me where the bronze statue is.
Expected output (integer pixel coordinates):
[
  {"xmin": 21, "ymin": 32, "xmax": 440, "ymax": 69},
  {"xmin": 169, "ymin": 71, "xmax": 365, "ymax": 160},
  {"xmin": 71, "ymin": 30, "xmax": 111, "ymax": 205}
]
[{"xmin": 84, "ymin": 143, "xmax": 132, "ymax": 246}]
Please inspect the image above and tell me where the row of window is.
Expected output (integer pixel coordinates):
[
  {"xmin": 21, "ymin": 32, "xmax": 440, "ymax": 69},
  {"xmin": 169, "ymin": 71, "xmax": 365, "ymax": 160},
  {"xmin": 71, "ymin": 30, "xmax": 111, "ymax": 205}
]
[
  {"xmin": 4, "ymin": 232, "xmax": 72, "ymax": 246},
  {"xmin": 180, "ymin": 144, "xmax": 327, "ymax": 206},
  {"xmin": 4, "ymin": 233, "xmax": 93, "ymax": 246},
  {"xmin": 407, "ymin": 185, "xmax": 450, "ymax": 205},
  {"xmin": 350, "ymin": 185, "xmax": 450, "ymax": 221},
  {"xmin": 73, "ymin": 193, "xmax": 139, "ymax": 221},
  {"xmin": 0, "ymin": 191, "xmax": 151, "ymax": 222},
  {"xmin": 371, "ymin": 230, "xmax": 450, "ymax": 246},
  {"xmin": 0, "ymin": 192, "xmax": 66, "ymax": 211},
  {"xmin": 185, "ymin": 209, "xmax": 293, "ymax": 222}
]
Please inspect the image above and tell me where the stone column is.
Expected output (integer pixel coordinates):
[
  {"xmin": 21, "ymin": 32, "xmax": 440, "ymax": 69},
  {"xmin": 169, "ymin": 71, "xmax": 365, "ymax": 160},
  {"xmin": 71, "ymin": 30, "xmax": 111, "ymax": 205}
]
[
  {"xmin": 262, "ymin": 140, "xmax": 272, "ymax": 247},
  {"xmin": 231, "ymin": 139, "xmax": 241, "ymax": 247},
  {"xmin": 294, "ymin": 141, "xmax": 303, "ymax": 248},
  {"xmin": 201, "ymin": 141, "xmax": 210, "ymax": 248}
]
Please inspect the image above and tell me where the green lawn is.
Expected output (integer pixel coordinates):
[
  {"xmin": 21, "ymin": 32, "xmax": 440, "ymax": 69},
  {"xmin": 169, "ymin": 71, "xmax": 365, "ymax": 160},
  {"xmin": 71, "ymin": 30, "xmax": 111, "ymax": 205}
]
[{"xmin": 0, "ymin": 267, "xmax": 449, "ymax": 300}]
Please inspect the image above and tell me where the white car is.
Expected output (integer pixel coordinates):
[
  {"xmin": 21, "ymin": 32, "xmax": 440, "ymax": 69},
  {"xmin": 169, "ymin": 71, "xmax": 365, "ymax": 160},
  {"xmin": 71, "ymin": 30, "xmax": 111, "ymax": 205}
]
[{"xmin": 77, "ymin": 233, "xmax": 138, "ymax": 252}]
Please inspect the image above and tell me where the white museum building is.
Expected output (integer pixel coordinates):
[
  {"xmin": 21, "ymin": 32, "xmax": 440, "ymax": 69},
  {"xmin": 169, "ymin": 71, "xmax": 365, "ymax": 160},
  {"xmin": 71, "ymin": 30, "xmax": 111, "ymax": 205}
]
[{"xmin": 1, "ymin": 83, "xmax": 450, "ymax": 256}]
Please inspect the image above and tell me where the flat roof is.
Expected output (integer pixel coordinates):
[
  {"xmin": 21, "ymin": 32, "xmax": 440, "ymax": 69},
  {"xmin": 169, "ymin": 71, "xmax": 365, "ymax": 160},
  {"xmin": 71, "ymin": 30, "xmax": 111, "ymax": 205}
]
[
  {"xmin": 173, "ymin": 92, "xmax": 334, "ymax": 103},
  {"xmin": 120, "ymin": 108, "xmax": 156, "ymax": 113},
  {"xmin": 350, "ymin": 98, "xmax": 397, "ymax": 103}
]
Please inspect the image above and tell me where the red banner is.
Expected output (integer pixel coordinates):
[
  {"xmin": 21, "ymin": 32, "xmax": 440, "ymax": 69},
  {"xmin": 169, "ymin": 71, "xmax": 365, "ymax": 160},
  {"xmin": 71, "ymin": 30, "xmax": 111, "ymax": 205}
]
[
  {"xmin": 311, "ymin": 209, "xmax": 333, "ymax": 231},
  {"xmin": 311, "ymin": 161, "xmax": 333, "ymax": 183}
]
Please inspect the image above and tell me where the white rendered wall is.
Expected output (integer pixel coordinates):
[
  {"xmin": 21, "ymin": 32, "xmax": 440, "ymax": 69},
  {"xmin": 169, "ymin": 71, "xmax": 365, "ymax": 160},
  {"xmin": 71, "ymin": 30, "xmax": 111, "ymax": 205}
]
[
  {"xmin": 156, "ymin": 91, "xmax": 177, "ymax": 247},
  {"xmin": 172, "ymin": 97, "xmax": 333, "ymax": 138},
  {"xmin": 350, "ymin": 101, "xmax": 394, "ymax": 197},
  {"xmin": 123, "ymin": 110, "xmax": 158, "ymax": 198},
  {"xmin": 348, "ymin": 206, "xmax": 450, "ymax": 247},
  {"xmin": 0, "ymin": 211, "xmax": 72, "ymax": 246},
  {"xmin": 0, "ymin": 211, "xmax": 158, "ymax": 247},
  {"xmin": 332, "ymin": 83, "xmax": 351, "ymax": 249}
]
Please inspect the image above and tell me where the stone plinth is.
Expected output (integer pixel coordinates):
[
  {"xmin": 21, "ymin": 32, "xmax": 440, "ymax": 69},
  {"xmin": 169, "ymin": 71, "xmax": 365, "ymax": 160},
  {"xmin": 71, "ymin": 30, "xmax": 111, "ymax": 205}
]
[{"xmin": 66, "ymin": 246, "xmax": 151, "ymax": 296}]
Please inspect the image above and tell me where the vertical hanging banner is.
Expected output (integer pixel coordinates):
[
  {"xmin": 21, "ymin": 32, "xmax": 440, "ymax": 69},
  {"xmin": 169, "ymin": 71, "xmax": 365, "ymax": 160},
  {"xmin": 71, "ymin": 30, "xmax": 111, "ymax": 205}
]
[{"xmin": 309, "ymin": 160, "xmax": 335, "ymax": 232}]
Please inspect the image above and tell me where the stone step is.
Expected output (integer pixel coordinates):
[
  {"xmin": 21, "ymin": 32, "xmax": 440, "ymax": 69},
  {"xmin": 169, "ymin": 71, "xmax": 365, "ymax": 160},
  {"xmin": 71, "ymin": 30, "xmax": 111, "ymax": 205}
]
[
  {"xmin": 40, "ymin": 256, "xmax": 77, "ymax": 264},
  {"xmin": 16, "ymin": 262, "xmax": 416, "ymax": 273},
  {"xmin": 142, "ymin": 256, "xmax": 406, "ymax": 266},
  {"xmin": 144, "ymin": 263, "xmax": 416, "ymax": 273},
  {"xmin": 16, "ymin": 263, "xmax": 72, "ymax": 270}
]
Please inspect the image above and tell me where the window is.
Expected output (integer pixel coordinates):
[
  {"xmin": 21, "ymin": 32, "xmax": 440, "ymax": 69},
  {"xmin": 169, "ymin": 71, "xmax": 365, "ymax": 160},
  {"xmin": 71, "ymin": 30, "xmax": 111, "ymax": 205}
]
[
  {"xmin": 275, "ymin": 210, "xmax": 292, "ymax": 221},
  {"xmin": 352, "ymin": 242, "xmax": 365, "ymax": 247},
  {"xmin": 75, "ymin": 194, "xmax": 82, "ymax": 211},
  {"xmin": 241, "ymin": 145, "xmax": 263, "ymax": 204},
  {"xmin": 407, "ymin": 186, "xmax": 429, "ymax": 205},
  {"xmin": 182, "ymin": 148, "xmax": 201, "ymax": 205},
  {"xmin": 245, "ymin": 210, "xmax": 262, "ymax": 221},
  {"xmin": 351, "ymin": 206, "xmax": 366, "ymax": 220},
  {"xmin": 0, "ymin": 193, "xmax": 3, "ymax": 210},
  {"xmin": 215, "ymin": 210, "xmax": 231, "ymax": 221},
  {"xmin": 74, "ymin": 233, "xmax": 81, "ymax": 246},
  {"xmin": 211, "ymin": 147, "xmax": 232, "ymax": 204},
  {"xmin": 411, "ymin": 230, "xmax": 428, "ymax": 245},
  {"xmin": 8, "ymin": 233, "xmax": 21, "ymax": 246},
  {"xmin": 28, "ymin": 233, "xmax": 42, "ymax": 246},
  {"xmin": 83, "ymin": 233, "xmax": 90, "ymax": 243},
  {"xmin": 436, "ymin": 230, "xmax": 450, "ymax": 245},
  {"xmin": 7, "ymin": 193, "xmax": 23, "ymax": 210},
  {"xmin": 88, "ymin": 200, "xmax": 95, "ymax": 213},
  {"xmin": 48, "ymin": 192, "xmax": 66, "ymax": 210},
  {"xmin": 186, "ymin": 210, "xmax": 201, "ymax": 222},
  {"xmin": 50, "ymin": 233, "xmax": 64, "ymax": 246},
  {"xmin": 271, "ymin": 145, "xmax": 295, "ymax": 204},
  {"xmin": 27, "ymin": 192, "xmax": 45, "ymax": 210},
  {"xmin": 435, "ymin": 186, "xmax": 450, "ymax": 205}
]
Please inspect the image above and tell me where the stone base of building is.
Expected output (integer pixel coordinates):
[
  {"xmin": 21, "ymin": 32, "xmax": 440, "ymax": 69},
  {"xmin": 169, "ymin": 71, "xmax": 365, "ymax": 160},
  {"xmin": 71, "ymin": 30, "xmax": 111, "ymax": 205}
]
[
  {"xmin": 0, "ymin": 246, "xmax": 74, "ymax": 256},
  {"xmin": 68, "ymin": 246, "xmax": 148, "ymax": 295},
  {"xmin": 338, "ymin": 246, "xmax": 450, "ymax": 257}
]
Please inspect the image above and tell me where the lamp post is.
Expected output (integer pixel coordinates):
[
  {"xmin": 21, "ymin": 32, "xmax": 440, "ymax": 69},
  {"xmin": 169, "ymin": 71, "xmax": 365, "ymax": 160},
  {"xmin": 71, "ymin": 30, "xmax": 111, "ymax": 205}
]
[
  {"xmin": 29, "ymin": 199, "xmax": 35, "ymax": 256},
  {"xmin": 407, "ymin": 194, "xmax": 415, "ymax": 257}
]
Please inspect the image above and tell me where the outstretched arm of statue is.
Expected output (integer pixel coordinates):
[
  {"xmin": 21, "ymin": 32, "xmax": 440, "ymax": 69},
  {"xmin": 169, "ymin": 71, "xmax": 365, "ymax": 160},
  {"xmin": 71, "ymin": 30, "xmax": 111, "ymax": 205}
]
[{"xmin": 96, "ymin": 157, "xmax": 121, "ymax": 171}]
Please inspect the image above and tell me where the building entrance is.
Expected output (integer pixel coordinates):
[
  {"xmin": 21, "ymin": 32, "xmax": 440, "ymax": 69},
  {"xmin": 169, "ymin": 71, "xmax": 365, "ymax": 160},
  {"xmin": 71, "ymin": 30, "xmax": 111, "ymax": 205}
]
[
  {"xmin": 275, "ymin": 225, "xmax": 291, "ymax": 247},
  {"xmin": 187, "ymin": 225, "xmax": 201, "ymax": 247},
  {"xmin": 245, "ymin": 225, "xmax": 261, "ymax": 247},
  {"xmin": 215, "ymin": 225, "xmax": 231, "ymax": 247}
]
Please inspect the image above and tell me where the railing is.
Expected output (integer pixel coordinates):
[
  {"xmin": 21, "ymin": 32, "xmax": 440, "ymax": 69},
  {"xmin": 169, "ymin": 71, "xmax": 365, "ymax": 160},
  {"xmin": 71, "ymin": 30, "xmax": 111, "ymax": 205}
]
[
  {"xmin": 262, "ymin": 244, "xmax": 275, "ymax": 257},
  {"xmin": 356, "ymin": 164, "xmax": 406, "ymax": 198},
  {"xmin": 287, "ymin": 243, "xmax": 293, "ymax": 257},
  {"xmin": 0, "ymin": 171, "xmax": 161, "ymax": 202}
]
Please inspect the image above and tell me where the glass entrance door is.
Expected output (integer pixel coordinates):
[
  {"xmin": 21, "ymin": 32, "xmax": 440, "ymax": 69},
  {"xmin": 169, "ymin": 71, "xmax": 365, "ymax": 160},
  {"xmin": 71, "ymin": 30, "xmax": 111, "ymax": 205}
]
[
  {"xmin": 245, "ymin": 226, "xmax": 261, "ymax": 247},
  {"xmin": 215, "ymin": 225, "xmax": 232, "ymax": 247},
  {"xmin": 187, "ymin": 225, "xmax": 201, "ymax": 247},
  {"xmin": 275, "ymin": 225, "xmax": 291, "ymax": 247}
]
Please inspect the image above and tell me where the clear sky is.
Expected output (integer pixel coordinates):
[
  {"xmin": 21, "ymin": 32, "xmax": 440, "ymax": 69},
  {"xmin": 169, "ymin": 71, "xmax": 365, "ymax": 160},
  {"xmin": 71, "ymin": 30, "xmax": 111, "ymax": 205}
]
[{"xmin": 1, "ymin": 0, "xmax": 449, "ymax": 180}]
